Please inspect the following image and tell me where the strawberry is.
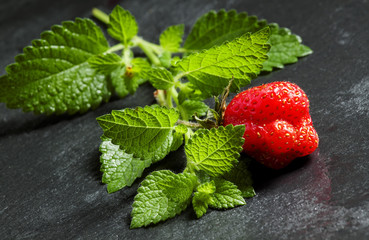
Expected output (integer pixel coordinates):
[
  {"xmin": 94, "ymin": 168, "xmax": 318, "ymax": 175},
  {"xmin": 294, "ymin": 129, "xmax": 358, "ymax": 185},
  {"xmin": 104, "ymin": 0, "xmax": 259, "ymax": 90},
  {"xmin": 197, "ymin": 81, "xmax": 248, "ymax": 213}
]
[{"xmin": 223, "ymin": 81, "xmax": 319, "ymax": 169}]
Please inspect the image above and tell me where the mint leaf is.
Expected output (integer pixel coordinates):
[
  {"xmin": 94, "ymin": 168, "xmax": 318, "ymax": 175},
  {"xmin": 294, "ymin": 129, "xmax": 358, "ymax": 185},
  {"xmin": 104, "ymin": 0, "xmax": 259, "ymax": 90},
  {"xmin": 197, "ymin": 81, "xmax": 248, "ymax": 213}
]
[
  {"xmin": 131, "ymin": 57, "xmax": 151, "ymax": 76},
  {"xmin": 108, "ymin": 5, "xmax": 138, "ymax": 45},
  {"xmin": 97, "ymin": 106, "xmax": 179, "ymax": 162},
  {"xmin": 159, "ymin": 51, "xmax": 172, "ymax": 68},
  {"xmin": 100, "ymin": 137, "xmax": 151, "ymax": 193},
  {"xmin": 146, "ymin": 67, "xmax": 174, "ymax": 90},
  {"xmin": 0, "ymin": 75, "xmax": 10, "ymax": 102},
  {"xmin": 262, "ymin": 23, "xmax": 313, "ymax": 71},
  {"xmin": 176, "ymin": 28, "xmax": 270, "ymax": 97},
  {"xmin": 129, "ymin": 57, "xmax": 152, "ymax": 86},
  {"xmin": 110, "ymin": 66, "xmax": 129, "ymax": 98},
  {"xmin": 109, "ymin": 58, "xmax": 151, "ymax": 98},
  {"xmin": 131, "ymin": 170, "xmax": 197, "ymax": 228},
  {"xmin": 170, "ymin": 124, "xmax": 188, "ymax": 152},
  {"xmin": 124, "ymin": 57, "xmax": 152, "ymax": 94},
  {"xmin": 3, "ymin": 18, "xmax": 110, "ymax": 114},
  {"xmin": 110, "ymin": 66, "xmax": 138, "ymax": 97},
  {"xmin": 197, "ymin": 180, "xmax": 216, "ymax": 194},
  {"xmin": 88, "ymin": 52, "xmax": 123, "ymax": 74},
  {"xmin": 185, "ymin": 124, "xmax": 245, "ymax": 177},
  {"xmin": 170, "ymin": 132, "xmax": 184, "ymax": 152},
  {"xmin": 123, "ymin": 71, "xmax": 139, "ymax": 94},
  {"xmin": 184, "ymin": 9, "xmax": 267, "ymax": 50},
  {"xmin": 177, "ymin": 82, "xmax": 204, "ymax": 104},
  {"xmin": 184, "ymin": 10, "xmax": 312, "ymax": 73},
  {"xmin": 160, "ymin": 24, "xmax": 185, "ymax": 52},
  {"xmin": 179, "ymin": 100, "xmax": 209, "ymax": 120},
  {"xmin": 174, "ymin": 124, "xmax": 188, "ymax": 135},
  {"xmin": 209, "ymin": 179, "xmax": 246, "ymax": 209},
  {"xmin": 192, "ymin": 181, "xmax": 216, "ymax": 218},
  {"xmin": 223, "ymin": 159, "xmax": 255, "ymax": 198}
]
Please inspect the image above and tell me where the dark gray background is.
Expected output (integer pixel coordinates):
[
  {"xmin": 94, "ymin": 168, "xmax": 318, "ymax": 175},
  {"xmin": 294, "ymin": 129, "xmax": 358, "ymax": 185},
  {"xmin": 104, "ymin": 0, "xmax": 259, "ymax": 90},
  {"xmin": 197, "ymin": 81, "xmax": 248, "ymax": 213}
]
[{"xmin": 1, "ymin": 0, "xmax": 369, "ymax": 239}]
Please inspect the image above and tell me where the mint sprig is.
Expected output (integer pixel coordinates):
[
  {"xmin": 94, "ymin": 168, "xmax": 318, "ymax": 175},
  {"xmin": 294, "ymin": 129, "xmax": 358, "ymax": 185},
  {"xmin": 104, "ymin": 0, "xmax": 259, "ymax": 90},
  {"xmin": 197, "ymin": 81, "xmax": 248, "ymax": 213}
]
[
  {"xmin": 130, "ymin": 170, "xmax": 197, "ymax": 229},
  {"xmin": 160, "ymin": 24, "xmax": 185, "ymax": 52},
  {"xmin": 107, "ymin": 5, "xmax": 138, "ymax": 45},
  {"xmin": 2, "ymin": 18, "xmax": 111, "ymax": 114},
  {"xmin": 176, "ymin": 28, "xmax": 271, "ymax": 97},
  {"xmin": 100, "ymin": 137, "xmax": 152, "ymax": 193},
  {"xmin": 184, "ymin": 9, "xmax": 313, "ymax": 72},
  {"xmin": 0, "ymin": 5, "xmax": 313, "ymax": 228},
  {"xmin": 209, "ymin": 178, "xmax": 246, "ymax": 209},
  {"xmin": 262, "ymin": 23, "xmax": 313, "ymax": 71},
  {"xmin": 179, "ymin": 100, "xmax": 209, "ymax": 120},
  {"xmin": 97, "ymin": 106, "xmax": 179, "ymax": 162},
  {"xmin": 146, "ymin": 67, "xmax": 174, "ymax": 90},
  {"xmin": 131, "ymin": 125, "xmax": 246, "ymax": 228},
  {"xmin": 185, "ymin": 125, "xmax": 245, "ymax": 177},
  {"xmin": 184, "ymin": 9, "xmax": 268, "ymax": 50},
  {"xmin": 192, "ymin": 181, "xmax": 216, "ymax": 218},
  {"xmin": 89, "ymin": 53, "xmax": 124, "ymax": 74}
]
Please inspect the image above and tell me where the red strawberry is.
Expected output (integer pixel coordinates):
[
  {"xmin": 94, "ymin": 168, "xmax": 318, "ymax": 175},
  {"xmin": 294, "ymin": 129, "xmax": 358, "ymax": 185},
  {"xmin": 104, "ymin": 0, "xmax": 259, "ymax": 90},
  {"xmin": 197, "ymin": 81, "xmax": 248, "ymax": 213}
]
[{"xmin": 223, "ymin": 81, "xmax": 319, "ymax": 169}]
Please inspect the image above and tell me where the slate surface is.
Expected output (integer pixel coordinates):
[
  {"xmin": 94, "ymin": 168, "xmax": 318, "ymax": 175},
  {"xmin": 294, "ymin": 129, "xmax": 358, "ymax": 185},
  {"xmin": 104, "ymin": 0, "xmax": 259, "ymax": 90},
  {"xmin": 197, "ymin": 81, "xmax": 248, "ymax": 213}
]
[{"xmin": 1, "ymin": 0, "xmax": 369, "ymax": 239}]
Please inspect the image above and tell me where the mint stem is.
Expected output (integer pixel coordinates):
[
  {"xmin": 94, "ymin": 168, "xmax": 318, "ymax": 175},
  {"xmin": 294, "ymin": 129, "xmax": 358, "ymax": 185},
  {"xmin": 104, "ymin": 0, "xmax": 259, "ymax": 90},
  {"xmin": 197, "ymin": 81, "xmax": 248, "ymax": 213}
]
[
  {"xmin": 168, "ymin": 86, "xmax": 190, "ymax": 121},
  {"xmin": 122, "ymin": 47, "xmax": 132, "ymax": 65},
  {"xmin": 133, "ymin": 37, "xmax": 162, "ymax": 55},
  {"xmin": 136, "ymin": 40, "xmax": 161, "ymax": 66},
  {"xmin": 173, "ymin": 72, "xmax": 186, "ymax": 83},
  {"xmin": 106, "ymin": 43, "xmax": 124, "ymax": 53},
  {"xmin": 92, "ymin": 8, "xmax": 110, "ymax": 24},
  {"xmin": 177, "ymin": 120, "xmax": 202, "ymax": 129},
  {"xmin": 168, "ymin": 86, "xmax": 179, "ymax": 106},
  {"xmin": 165, "ymin": 90, "xmax": 173, "ymax": 108},
  {"xmin": 155, "ymin": 90, "xmax": 167, "ymax": 107}
]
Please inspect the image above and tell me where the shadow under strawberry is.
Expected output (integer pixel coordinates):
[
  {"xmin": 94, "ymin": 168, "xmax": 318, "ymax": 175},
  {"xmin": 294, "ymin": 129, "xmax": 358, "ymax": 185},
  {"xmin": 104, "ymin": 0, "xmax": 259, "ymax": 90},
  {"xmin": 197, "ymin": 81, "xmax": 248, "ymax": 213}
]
[{"xmin": 247, "ymin": 153, "xmax": 311, "ymax": 192}]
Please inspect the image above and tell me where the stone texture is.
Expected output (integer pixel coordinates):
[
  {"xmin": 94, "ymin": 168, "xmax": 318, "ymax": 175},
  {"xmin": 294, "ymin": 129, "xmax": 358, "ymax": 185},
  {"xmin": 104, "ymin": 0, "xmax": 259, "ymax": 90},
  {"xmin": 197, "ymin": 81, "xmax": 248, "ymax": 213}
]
[{"xmin": 1, "ymin": 0, "xmax": 369, "ymax": 239}]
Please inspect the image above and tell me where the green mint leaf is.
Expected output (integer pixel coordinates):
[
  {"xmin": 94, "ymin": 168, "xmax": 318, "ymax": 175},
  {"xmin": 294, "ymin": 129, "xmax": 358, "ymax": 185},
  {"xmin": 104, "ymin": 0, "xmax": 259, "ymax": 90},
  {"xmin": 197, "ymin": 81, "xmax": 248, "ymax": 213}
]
[
  {"xmin": 131, "ymin": 170, "xmax": 197, "ymax": 228},
  {"xmin": 0, "ymin": 75, "xmax": 10, "ymax": 102},
  {"xmin": 184, "ymin": 9, "xmax": 267, "ymax": 50},
  {"xmin": 170, "ymin": 124, "xmax": 188, "ymax": 152},
  {"xmin": 111, "ymin": 66, "xmax": 138, "ymax": 96},
  {"xmin": 124, "ymin": 57, "xmax": 152, "ymax": 94},
  {"xmin": 192, "ymin": 181, "xmax": 216, "ymax": 218},
  {"xmin": 171, "ymin": 56, "xmax": 181, "ymax": 66},
  {"xmin": 159, "ymin": 51, "xmax": 172, "ymax": 68},
  {"xmin": 185, "ymin": 124, "xmax": 245, "ymax": 177},
  {"xmin": 176, "ymin": 28, "xmax": 270, "ymax": 97},
  {"xmin": 160, "ymin": 24, "xmax": 185, "ymax": 52},
  {"xmin": 100, "ymin": 137, "xmax": 151, "ymax": 193},
  {"xmin": 97, "ymin": 106, "xmax": 179, "ymax": 162},
  {"xmin": 110, "ymin": 66, "xmax": 129, "ymax": 98},
  {"xmin": 184, "ymin": 10, "xmax": 312, "ymax": 72},
  {"xmin": 209, "ymin": 178, "xmax": 246, "ymax": 209},
  {"xmin": 88, "ymin": 52, "xmax": 123, "ymax": 74},
  {"xmin": 3, "ymin": 18, "xmax": 110, "ymax": 114},
  {"xmin": 130, "ymin": 57, "xmax": 152, "ymax": 85},
  {"xmin": 175, "ymin": 124, "xmax": 188, "ymax": 134},
  {"xmin": 146, "ymin": 67, "xmax": 174, "ymax": 90},
  {"xmin": 179, "ymin": 100, "xmax": 209, "ymax": 120},
  {"xmin": 223, "ymin": 158, "xmax": 255, "ymax": 198},
  {"xmin": 177, "ymin": 82, "xmax": 204, "ymax": 104},
  {"xmin": 170, "ymin": 132, "xmax": 184, "ymax": 152},
  {"xmin": 123, "ymin": 73, "xmax": 139, "ymax": 95},
  {"xmin": 109, "ymin": 58, "xmax": 151, "ymax": 98},
  {"xmin": 108, "ymin": 5, "xmax": 138, "ymax": 44},
  {"xmin": 197, "ymin": 180, "xmax": 216, "ymax": 194},
  {"xmin": 262, "ymin": 23, "xmax": 313, "ymax": 71}
]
